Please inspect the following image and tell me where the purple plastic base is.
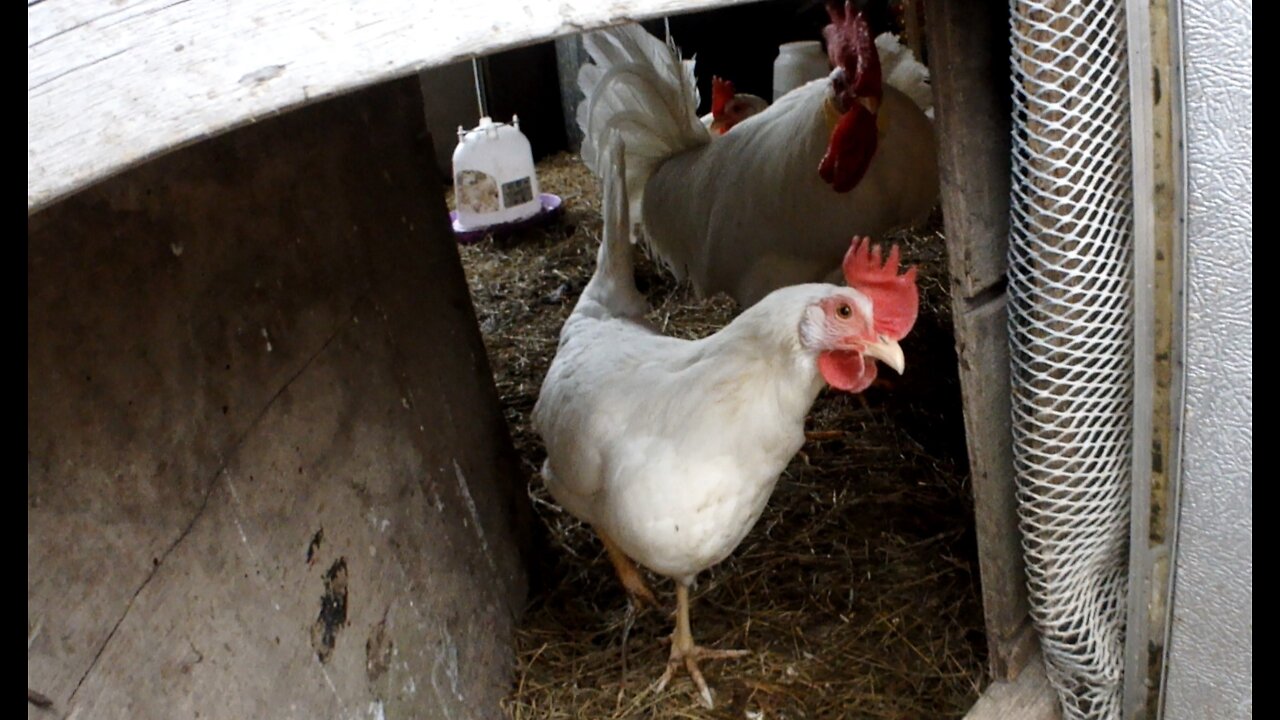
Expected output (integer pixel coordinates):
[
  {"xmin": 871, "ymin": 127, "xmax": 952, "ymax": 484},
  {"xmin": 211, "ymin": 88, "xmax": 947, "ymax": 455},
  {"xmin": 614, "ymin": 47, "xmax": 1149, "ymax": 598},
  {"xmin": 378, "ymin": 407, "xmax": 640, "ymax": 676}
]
[{"xmin": 450, "ymin": 193, "xmax": 564, "ymax": 245}]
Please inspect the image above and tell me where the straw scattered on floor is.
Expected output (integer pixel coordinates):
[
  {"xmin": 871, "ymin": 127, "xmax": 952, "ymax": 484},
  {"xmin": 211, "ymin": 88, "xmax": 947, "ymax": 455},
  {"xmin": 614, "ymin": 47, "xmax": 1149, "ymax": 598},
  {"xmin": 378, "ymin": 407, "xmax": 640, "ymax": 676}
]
[{"xmin": 456, "ymin": 153, "xmax": 987, "ymax": 720}]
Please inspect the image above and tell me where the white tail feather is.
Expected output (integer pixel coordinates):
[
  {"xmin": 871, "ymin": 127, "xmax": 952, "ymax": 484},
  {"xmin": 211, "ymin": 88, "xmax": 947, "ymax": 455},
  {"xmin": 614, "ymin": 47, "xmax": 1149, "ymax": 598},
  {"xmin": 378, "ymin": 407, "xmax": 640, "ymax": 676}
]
[
  {"xmin": 577, "ymin": 24, "xmax": 710, "ymax": 230},
  {"xmin": 580, "ymin": 133, "xmax": 647, "ymax": 320}
]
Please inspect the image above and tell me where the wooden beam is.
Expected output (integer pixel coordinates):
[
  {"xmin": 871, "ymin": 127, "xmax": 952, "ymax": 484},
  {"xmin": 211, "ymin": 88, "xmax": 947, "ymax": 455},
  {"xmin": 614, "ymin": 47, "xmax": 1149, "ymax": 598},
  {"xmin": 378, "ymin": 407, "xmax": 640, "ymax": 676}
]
[
  {"xmin": 902, "ymin": 0, "xmax": 924, "ymax": 61},
  {"xmin": 925, "ymin": 0, "xmax": 1012, "ymax": 298},
  {"xmin": 27, "ymin": 0, "xmax": 754, "ymax": 212}
]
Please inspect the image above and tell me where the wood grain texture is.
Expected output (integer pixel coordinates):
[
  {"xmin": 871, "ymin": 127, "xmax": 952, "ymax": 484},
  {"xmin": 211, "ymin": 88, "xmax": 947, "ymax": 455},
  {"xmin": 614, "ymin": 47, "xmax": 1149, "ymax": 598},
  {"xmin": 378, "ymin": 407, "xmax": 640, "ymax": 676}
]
[
  {"xmin": 951, "ymin": 294, "xmax": 1036, "ymax": 681},
  {"xmin": 925, "ymin": 0, "xmax": 1013, "ymax": 298},
  {"xmin": 27, "ymin": 0, "xmax": 751, "ymax": 212},
  {"xmin": 925, "ymin": 0, "xmax": 1032, "ymax": 682},
  {"xmin": 964, "ymin": 647, "xmax": 1063, "ymax": 720},
  {"xmin": 27, "ymin": 77, "xmax": 529, "ymax": 719}
]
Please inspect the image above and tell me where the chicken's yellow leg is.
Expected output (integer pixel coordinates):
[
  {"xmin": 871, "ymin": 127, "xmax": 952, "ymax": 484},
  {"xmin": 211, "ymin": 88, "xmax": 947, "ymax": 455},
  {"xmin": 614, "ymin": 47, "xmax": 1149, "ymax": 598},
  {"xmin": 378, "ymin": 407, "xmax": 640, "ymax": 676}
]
[
  {"xmin": 653, "ymin": 583, "xmax": 749, "ymax": 708},
  {"xmin": 597, "ymin": 528, "xmax": 659, "ymax": 609}
]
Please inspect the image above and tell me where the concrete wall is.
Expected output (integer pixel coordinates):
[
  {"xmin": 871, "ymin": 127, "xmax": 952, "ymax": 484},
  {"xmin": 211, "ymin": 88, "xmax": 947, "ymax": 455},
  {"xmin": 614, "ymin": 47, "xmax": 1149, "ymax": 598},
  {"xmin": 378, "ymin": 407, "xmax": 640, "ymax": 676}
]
[
  {"xmin": 27, "ymin": 77, "xmax": 532, "ymax": 720},
  {"xmin": 1162, "ymin": 0, "xmax": 1253, "ymax": 717}
]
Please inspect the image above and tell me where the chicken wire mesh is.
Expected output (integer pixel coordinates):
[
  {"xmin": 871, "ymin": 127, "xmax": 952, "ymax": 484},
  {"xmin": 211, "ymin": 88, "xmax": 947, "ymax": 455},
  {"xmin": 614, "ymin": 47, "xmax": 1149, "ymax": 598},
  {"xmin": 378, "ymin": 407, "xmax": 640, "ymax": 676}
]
[{"xmin": 1007, "ymin": 1, "xmax": 1134, "ymax": 718}]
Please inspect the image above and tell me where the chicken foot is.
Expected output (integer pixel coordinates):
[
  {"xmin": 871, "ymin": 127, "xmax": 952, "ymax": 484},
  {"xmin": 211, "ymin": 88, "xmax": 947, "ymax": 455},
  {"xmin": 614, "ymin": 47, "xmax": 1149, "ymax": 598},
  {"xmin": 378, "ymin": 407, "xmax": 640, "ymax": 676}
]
[
  {"xmin": 597, "ymin": 529, "xmax": 660, "ymax": 608},
  {"xmin": 653, "ymin": 583, "xmax": 749, "ymax": 708}
]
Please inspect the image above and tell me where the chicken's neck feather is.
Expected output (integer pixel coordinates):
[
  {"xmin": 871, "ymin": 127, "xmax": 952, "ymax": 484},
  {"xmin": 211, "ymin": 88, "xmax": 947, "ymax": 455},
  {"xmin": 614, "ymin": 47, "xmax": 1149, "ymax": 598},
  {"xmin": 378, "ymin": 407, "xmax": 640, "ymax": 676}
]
[{"xmin": 683, "ymin": 284, "xmax": 833, "ymax": 422}]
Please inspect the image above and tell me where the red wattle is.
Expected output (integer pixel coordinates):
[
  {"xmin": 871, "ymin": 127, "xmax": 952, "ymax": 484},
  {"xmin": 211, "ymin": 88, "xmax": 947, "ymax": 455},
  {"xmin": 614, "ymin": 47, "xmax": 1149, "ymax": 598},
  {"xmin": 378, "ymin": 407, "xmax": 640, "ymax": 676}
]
[
  {"xmin": 818, "ymin": 104, "xmax": 878, "ymax": 193},
  {"xmin": 818, "ymin": 350, "xmax": 878, "ymax": 392}
]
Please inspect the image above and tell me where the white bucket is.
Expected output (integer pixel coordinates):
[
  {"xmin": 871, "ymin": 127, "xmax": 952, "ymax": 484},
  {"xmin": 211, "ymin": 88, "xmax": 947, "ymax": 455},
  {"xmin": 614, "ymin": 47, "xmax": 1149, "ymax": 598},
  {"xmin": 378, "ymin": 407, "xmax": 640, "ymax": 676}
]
[{"xmin": 773, "ymin": 41, "xmax": 829, "ymax": 100}]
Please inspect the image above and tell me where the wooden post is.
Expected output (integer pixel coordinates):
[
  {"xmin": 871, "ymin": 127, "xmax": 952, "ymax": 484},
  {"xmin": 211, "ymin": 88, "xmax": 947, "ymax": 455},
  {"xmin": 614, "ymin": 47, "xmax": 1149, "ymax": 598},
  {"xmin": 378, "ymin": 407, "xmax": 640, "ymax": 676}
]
[{"xmin": 925, "ymin": 0, "xmax": 1039, "ymax": 682}]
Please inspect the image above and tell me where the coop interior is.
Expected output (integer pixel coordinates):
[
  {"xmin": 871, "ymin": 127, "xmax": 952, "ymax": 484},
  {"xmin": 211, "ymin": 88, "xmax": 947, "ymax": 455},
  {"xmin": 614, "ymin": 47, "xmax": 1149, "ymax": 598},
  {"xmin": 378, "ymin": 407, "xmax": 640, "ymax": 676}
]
[
  {"xmin": 471, "ymin": 165, "xmax": 985, "ymax": 719},
  {"xmin": 28, "ymin": 1, "xmax": 1031, "ymax": 719},
  {"xmin": 442, "ymin": 3, "xmax": 996, "ymax": 718}
]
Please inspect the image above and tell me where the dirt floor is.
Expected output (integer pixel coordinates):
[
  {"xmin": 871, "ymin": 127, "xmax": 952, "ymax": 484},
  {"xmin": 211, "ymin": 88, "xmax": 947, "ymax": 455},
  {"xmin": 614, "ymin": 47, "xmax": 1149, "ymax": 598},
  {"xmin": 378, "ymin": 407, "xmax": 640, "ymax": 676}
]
[{"xmin": 454, "ymin": 153, "xmax": 987, "ymax": 719}]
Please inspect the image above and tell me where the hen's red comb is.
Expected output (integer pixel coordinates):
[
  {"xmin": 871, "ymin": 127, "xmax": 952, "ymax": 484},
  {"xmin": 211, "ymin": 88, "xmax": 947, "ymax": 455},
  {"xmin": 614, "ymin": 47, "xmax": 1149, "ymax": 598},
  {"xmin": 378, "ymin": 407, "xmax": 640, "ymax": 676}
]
[
  {"xmin": 711, "ymin": 76, "xmax": 735, "ymax": 119},
  {"xmin": 842, "ymin": 237, "xmax": 918, "ymax": 341}
]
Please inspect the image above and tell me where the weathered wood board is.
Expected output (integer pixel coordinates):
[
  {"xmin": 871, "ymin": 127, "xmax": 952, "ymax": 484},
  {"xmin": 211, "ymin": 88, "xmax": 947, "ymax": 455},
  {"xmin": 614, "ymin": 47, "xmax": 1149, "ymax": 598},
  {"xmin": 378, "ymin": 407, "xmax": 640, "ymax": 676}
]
[
  {"xmin": 28, "ymin": 77, "xmax": 531, "ymax": 719},
  {"xmin": 28, "ymin": 0, "xmax": 753, "ymax": 212},
  {"xmin": 964, "ymin": 648, "xmax": 1063, "ymax": 720},
  {"xmin": 926, "ymin": 0, "xmax": 1036, "ymax": 682}
]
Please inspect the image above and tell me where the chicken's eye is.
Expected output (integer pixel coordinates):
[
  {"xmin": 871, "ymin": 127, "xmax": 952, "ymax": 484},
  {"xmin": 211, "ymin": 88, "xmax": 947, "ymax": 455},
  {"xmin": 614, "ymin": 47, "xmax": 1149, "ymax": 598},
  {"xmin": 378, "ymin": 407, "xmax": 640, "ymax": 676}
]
[{"xmin": 836, "ymin": 304, "xmax": 853, "ymax": 319}]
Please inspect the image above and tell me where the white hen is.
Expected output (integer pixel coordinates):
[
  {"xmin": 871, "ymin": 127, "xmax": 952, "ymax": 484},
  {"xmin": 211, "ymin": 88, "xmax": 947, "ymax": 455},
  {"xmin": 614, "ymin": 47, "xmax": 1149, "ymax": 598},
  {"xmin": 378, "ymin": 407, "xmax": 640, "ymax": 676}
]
[
  {"xmin": 699, "ymin": 76, "xmax": 770, "ymax": 135},
  {"xmin": 532, "ymin": 133, "xmax": 920, "ymax": 708}
]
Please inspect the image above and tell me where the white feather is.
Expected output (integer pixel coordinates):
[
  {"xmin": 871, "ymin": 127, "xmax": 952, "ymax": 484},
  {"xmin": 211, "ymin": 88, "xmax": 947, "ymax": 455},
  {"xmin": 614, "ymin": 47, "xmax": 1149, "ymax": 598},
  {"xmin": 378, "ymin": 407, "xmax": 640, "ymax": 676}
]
[
  {"xmin": 876, "ymin": 32, "xmax": 934, "ymax": 120},
  {"xmin": 577, "ymin": 25, "xmax": 710, "ymax": 228}
]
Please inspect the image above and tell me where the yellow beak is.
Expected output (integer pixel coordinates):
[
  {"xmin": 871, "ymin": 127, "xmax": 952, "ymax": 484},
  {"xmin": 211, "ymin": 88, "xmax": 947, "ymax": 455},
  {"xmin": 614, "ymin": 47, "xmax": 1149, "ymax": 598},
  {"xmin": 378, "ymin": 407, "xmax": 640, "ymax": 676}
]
[{"xmin": 862, "ymin": 336, "xmax": 905, "ymax": 375}]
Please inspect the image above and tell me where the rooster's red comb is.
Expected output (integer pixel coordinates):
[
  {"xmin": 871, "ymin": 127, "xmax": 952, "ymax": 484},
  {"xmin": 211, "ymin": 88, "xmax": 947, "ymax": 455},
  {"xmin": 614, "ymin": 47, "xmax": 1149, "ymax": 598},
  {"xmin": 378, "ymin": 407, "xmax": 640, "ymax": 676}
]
[
  {"xmin": 823, "ymin": 1, "xmax": 882, "ymax": 101},
  {"xmin": 842, "ymin": 237, "xmax": 918, "ymax": 341}
]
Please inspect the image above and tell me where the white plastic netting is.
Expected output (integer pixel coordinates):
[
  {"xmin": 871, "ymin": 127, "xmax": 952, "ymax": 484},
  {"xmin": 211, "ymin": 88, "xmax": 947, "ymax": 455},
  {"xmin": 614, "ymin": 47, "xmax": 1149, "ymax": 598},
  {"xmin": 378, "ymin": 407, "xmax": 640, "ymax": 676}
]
[{"xmin": 1007, "ymin": 1, "xmax": 1134, "ymax": 718}]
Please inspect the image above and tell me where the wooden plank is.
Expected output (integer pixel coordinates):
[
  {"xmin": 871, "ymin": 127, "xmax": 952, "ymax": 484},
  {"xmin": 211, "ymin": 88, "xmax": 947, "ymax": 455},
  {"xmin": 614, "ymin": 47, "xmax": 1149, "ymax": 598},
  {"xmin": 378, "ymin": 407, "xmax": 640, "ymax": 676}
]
[
  {"xmin": 27, "ymin": 77, "xmax": 529, "ymax": 718},
  {"xmin": 925, "ymin": 0, "xmax": 1013, "ymax": 298},
  {"xmin": 924, "ymin": 0, "xmax": 1033, "ymax": 683},
  {"xmin": 952, "ymin": 294, "xmax": 1036, "ymax": 680},
  {"xmin": 27, "ymin": 0, "xmax": 753, "ymax": 212},
  {"xmin": 902, "ymin": 0, "xmax": 924, "ymax": 60},
  {"xmin": 1123, "ymin": 0, "xmax": 1182, "ymax": 715},
  {"xmin": 555, "ymin": 34, "xmax": 589, "ymax": 151},
  {"xmin": 358, "ymin": 82, "xmax": 538, "ymax": 609},
  {"xmin": 965, "ymin": 647, "xmax": 1063, "ymax": 720}
]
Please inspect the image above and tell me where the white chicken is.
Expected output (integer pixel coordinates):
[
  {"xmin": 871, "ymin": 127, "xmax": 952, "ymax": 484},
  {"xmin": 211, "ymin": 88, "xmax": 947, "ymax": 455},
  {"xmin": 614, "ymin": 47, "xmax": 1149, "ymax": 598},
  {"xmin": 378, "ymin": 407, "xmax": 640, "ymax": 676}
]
[
  {"xmin": 699, "ymin": 76, "xmax": 770, "ymax": 135},
  {"xmin": 532, "ymin": 133, "xmax": 920, "ymax": 707},
  {"xmin": 576, "ymin": 2, "xmax": 937, "ymax": 307}
]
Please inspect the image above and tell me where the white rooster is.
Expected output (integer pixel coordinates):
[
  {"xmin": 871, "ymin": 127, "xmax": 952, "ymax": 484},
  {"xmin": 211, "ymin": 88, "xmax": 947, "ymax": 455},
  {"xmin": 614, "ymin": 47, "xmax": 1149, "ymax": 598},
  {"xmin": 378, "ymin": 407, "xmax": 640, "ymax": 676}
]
[
  {"xmin": 532, "ymin": 133, "xmax": 920, "ymax": 707},
  {"xmin": 576, "ymin": 2, "xmax": 937, "ymax": 307}
]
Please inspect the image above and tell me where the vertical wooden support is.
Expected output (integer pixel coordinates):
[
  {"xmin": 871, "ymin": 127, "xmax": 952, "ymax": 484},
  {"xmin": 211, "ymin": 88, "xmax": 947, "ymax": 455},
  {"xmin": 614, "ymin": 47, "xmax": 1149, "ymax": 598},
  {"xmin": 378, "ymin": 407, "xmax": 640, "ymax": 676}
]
[
  {"xmin": 555, "ymin": 34, "xmax": 589, "ymax": 152},
  {"xmin": 926, "ymin": 0, "xmax": 1039, "ymax": 682}
]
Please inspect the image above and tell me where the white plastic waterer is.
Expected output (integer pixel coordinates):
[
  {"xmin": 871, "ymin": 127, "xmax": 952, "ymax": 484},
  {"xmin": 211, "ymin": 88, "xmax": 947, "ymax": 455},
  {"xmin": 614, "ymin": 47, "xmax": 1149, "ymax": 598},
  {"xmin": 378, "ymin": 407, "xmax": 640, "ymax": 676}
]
[
  {"xmin": 452, "ymin": 115, "xmax": 541, "ymax": 231},
  {"xmin": 773, "ymin": 41, "xmax": 830, "ymax": 100}
]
